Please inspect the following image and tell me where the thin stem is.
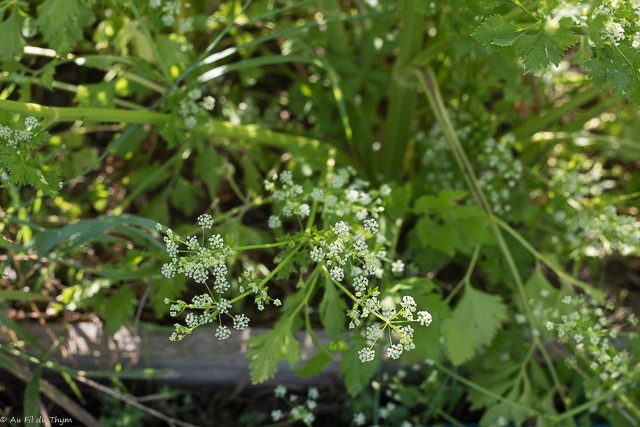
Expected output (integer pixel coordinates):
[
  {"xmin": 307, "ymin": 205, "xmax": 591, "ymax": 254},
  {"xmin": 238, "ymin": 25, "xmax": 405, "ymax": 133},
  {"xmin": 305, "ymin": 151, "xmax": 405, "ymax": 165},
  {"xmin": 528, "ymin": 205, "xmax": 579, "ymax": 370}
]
[
  {"xmin": 229, "ymin": 242, "xmax": 304, "ymax": 304},
  {"xmin": 418, "ymin": 67, "xmax": 569, "ymax": 409},
  {"xmin": 434, "ymin": 361, "xmax": 542, "ymax": 416},
  {"xmin": 235, "ymin": 241, "xmax": 292, "ymax": 251}
]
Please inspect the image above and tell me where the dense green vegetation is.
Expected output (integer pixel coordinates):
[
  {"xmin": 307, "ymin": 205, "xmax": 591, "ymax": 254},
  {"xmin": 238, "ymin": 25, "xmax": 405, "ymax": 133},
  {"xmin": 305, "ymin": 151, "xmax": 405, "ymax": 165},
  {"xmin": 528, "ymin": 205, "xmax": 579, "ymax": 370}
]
[{"xmin": 1, "ymin": 0, "xmax": 639, "ymax": 425}]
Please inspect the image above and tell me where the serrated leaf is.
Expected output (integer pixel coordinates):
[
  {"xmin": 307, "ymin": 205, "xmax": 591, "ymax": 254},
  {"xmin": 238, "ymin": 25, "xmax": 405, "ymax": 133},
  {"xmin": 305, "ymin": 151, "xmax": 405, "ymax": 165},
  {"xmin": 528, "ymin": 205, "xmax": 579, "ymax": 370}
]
[
  {"xmin": 442, "ymin": 285, "xmax": 508, "ymax": 365},
  {"xmin": 339, "ymin": 342, "xmax": 381, "ymax": 396},
  {"xmin": 319, "ymin": 277, "xmax": 347, "ymax": 341},
  {"xmin": 0, "ymin": 7, "xmax": 26, "ymax": 61},
  {"xmin": 416, "ymin": 216, "xmax": 455, "ymax": 256},
  {"xmin": 514, "ymin": 24, "xmax": 578, "ymax": 72},
  {"xmin": 473, "ymin": 15, "xmax": 521, "ymax": 47},
  {"xmin": 245, "ymin": 316, "xmax": 301, "ymax": 384},
  {"xmin": 36, "ymin": 0, "xmax": 96, "ymax": 54},
  {"xmin": 104, "ymin": 286, "xmax": 135, "ymax": 335}
]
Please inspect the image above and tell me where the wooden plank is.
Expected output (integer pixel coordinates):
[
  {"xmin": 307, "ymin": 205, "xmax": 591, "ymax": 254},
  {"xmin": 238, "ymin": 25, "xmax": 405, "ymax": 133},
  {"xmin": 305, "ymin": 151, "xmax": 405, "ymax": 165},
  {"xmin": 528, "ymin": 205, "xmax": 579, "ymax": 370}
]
[{"xmin": 0, "ymin": 321, "xmax": 340, "ymax": 387}]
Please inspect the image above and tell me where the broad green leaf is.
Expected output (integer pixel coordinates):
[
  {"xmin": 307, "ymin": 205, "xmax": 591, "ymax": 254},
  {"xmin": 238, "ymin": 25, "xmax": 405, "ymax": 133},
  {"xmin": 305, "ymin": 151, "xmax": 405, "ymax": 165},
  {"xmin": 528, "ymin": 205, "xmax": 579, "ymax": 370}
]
[
  {"xmin": 103, "ymin": 286, "xmax": 135, "ymax": 335},
  {"xmin": 340, "ymin": 341, "xmax": 381, "ymax": 396},
  {"xmin": 414, "ymin": 191, "xmax": 493, "ymax": 256},
  {"xmin": 442, "ymin": 285, "xmax": 508, "ymax": 365},
  {"xmin": 472, "ymin": 15, "xmax": 521, "ymax": 47},
  {"xmin": 295, "ymin": 351, "xmax": 332, "ymax": 377},
  {"xmin": 0, "ymin": 7, "xmax": 25, "ymax": 61},
  {"xmin": 28, "ymin": 214, "xmax": 157, "ymax": 255},
  {"xmin": 36, "ymin": 0, "xmax": 96, "ymax": 54},
  {"xmin": 245, "ymin": 316, "xmax": 301, "ymax": 384},
  {"xmin": 23, "ymin": 367, "xmax": 42, "ymax": 427},
  {"xmin": 319, "ymin": 277, "xmax": 347, "ymax": 341}
]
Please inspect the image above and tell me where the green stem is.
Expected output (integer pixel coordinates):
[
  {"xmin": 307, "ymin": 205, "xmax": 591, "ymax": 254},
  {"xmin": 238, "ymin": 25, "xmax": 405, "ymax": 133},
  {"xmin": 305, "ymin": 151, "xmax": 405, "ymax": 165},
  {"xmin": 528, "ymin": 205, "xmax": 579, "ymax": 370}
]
[
  {"xmin": 445, "ymin": 246, "xmax": 480, "ymax": 304},
  {"xmin": 229, "ymin": 242, "xmax": 304, "ymax": 304},
  {"xmin": 434, "ymin": 361, "xmax": 542, "ymax": 416},
  {"xmin": 417, "ymin": 67, "xmax": 569, "ymax": 409},
  {"xmin": 235, "ymin": 241, "xmax": 292, "ymax": 251},
  {"xmin": 0, "ymin": 98, "xmax": 328, "ymax": 151}
]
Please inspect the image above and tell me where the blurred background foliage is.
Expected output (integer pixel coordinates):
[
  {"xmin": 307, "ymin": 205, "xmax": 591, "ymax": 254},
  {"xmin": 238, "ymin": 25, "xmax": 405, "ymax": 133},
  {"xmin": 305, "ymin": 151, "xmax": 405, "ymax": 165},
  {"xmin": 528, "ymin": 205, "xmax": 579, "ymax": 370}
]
[{"xmin": 0, "ymin": 0, "xmax": 639, "ymax": 425}]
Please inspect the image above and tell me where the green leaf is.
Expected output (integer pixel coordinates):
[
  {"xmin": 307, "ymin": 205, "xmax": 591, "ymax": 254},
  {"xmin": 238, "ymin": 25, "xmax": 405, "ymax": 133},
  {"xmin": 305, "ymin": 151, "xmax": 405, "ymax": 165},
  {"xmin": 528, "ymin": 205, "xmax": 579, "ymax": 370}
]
[
  {"xmin": 414, "ymin": 190, "xmax": 493, "ymax": 256},
  {"xmin": 194, "ymin": 146, "xmax": 226, "ymax": 200},
  {"xmin": 245, "ymin": 316, "xmax": 301, "ymax": 384},
  {"xmin": 28, "ymin": 214, "xmax": 158, "ymax": 255},
  {"xmin": 149, "ymin": 276, "xmax": 186, "ymax": 317},
  {"xmin": 23, "ymin": 366, "xmax": 42, "ymax": 427},
  {"xmin": 0, "ymin": 290, "xmax": 50, "ymax": 302},
  {"xmin": 472, "ymin": 15, "xmax": 521, "ymax": 47},
  {"xmin": 416, "ymin": 216, "xmax": 455, "ymax": 256},
  {"xmin": 0, "ymin": 7, "xmax": 26, "ymax": 61},
  {"xmin": 170, "ymin": 177, "xmax": 205, "ymax": 217},
  {"xmin": 442, "ymin": 285, "xmax": 508, "ymax": 365},
  {"xmin": 103, "ymin": 286, "xmax": 135, "ymax": 335},
  {"xmin": 36, "ymin": 0, "xmax": 96, "ymax": 54},
  {"xmin": 340, "ymin": 341, "xmax": 381, "ymax": 396},
  {"xmin": 295, "ymin": 351, "xmax": 332, "ymax": 377},
  {"xmin": 319, "ymin": 277, "xmax": 347, "ymax": 341},
  {"xmin": 514, "ymin": 24, "xmax": 577, "ymax": 72}
]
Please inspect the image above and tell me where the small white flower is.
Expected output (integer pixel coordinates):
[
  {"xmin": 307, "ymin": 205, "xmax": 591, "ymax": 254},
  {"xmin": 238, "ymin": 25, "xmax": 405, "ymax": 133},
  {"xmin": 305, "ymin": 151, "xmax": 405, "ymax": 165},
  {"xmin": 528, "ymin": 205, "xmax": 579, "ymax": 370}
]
[
  {"xmin": 161, "ymin": 263, "xmax": 176, "ymax": 278},
  {"xmin": 214, "ymin": 325, "xmax": 231, "ymax": 340},
  {"xmin": 233, "ymin": 314, "xmax": 250, "ymax": 330},
  {"xmin": 310, "ymin": 246, "xmax": 325, "ymax": 263},
  {"xmin": 386, "ymin": 343, "xmax": 403, "ymax": 359},
  {"xmin": 417, "ymin": 311, "xmax": 432, "ymax": 326},
  {"xmin": 200, "ymin": 96, "xmax": 216, "ymax": 110},
  {"xmin": 297, "ymin": 203, "xmax": 311, "ymax": 217},
  {"xmin": 308, "ymin": 387, "xmax": 319, "ymax": 400},
  {"xmin": 363, "ymin": 218, "xmax": 379, "ymax": 234},
  {"xmin": 391, "ymin": 259, "xmax": 405, "ymax": 275},
  {"xmin": 280, "ymin": 170, "xmax": 293, "ymax": 185},
  {"xmin": 358, "ymin": 347, "xmax": 376, "ymax": 362},
  {"xmin": 271, "ymin": 409, "xmax": 283, "ymax": 421},
  {"xmin": 273, "ymin": 298, "xmax": 282, "ymax": 306},
  {"xmin": 197, "ymin": 214, "xmax": 214, "ymax": 229},
  {"xmin": 330, "ymin": 266, "xmax": 344, "ymax": 281},
  {"xmin": 353, "ymin": 412, "xmax": 366, "ymax": 426},
  {"xmin": 311, "ymin": 188, "xmax": 324, "ymax": 201},
  {"xmin": 268, "ymin": 215, "xmax": 281, "ymax": 229},
  {"xmin": 274, "ymin": 385, "xmax": 287, "ymax": 398}
]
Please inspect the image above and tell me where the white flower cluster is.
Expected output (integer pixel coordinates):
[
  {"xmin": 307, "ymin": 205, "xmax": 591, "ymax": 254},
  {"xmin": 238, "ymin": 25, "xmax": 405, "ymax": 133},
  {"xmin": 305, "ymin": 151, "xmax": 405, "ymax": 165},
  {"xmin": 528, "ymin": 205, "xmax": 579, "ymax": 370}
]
[
  {"xmin": 549, "ymin": 165, "xmax": 640, "ymax": 257},
  {"xmin": 592, "ymin": 0, "xmax": 640, "ymax": 46},
  {"xmin": 173, "ymin": 87, "xmax": 213, "ymax": 129},
  {"xmin": 264, "ymin": 170, "xmax": 312, "ymax": 226},
  {"xmin": 546, "ymin": 293, "xmax": 638, "ymax": 397},
  {"xmin": 149, "ymin": 0, "xmax": 190, "ymax": 29},
  {"xmin": 266, "ymin": 166, "xmax": 389, "ymax": 232},
  {"xmin": 422, "ymin": 111, "xmax": 522, "ymax": 215},
  {"xmin": 270, "ymin": 385, "xmax": 319, "ymax": 426},
  {"xmin": 157, "ymin": 219, "xmax": 252, "ymax": 342},
  {"xmin": 0, "ymin": 116, "xmax": 39, "ymax": 152},
  {"xmin": 353, "ymin": 294, "xmax": 432, "ymax": 363}
]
